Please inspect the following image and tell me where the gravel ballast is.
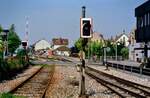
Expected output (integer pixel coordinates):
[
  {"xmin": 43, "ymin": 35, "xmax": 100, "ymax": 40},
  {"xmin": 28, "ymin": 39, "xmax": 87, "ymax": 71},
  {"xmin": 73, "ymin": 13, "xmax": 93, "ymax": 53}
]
[{"xmin": 45, "ymin": 65, "xmax": 119, "ymax": 98}]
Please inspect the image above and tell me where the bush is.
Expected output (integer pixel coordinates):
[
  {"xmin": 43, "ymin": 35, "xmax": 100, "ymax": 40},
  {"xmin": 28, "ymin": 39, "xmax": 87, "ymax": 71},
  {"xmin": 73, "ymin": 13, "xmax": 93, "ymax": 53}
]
[
  {"xmin": 121, "ymin": 47, "xmax": 129, "ymax": 59},
  {"xmin": 0, "ymin": 49, "xmax": 29, "ymax": 81}
]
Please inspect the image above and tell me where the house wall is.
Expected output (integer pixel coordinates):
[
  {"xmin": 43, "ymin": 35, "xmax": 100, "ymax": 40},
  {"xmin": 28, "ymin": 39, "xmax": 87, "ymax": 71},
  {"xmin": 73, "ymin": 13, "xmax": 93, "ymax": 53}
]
[
  {"xmin": 116, "ymin": 34, "xmax": 129, "ymax": 47},
  {"xmin": 55, "ymin": 50, "xmax": 70, "ymax": 56},
  {"xmin": 34, "ymin": 40, "xmax": 50, "ymax": 51},
  {"xmin": 129, "ymin": 43, "xmax": 150, "ymax": 62}
]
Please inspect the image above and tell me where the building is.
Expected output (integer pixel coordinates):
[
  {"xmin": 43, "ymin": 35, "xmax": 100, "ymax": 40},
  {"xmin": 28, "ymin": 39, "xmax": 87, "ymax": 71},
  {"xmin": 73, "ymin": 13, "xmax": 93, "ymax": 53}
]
[
  {"xmin": 33, "ymin": 39, "xmax": 51, "ymax": 51},
  {"xmin": 91, "ymin": 32, "xmax": 104, "ymax": 43},
  {"xmin": 115, "ymin": 32, "xmax": 129, "ymax": 47},
  {"xmin": 135, "ymin": 0, "xmax": 150, "ymax": 65},
  {"xmin": 51, "ymin": 38, "xmax": 70, "ymax": 56},
  {"xmin": 128, "ymin": 29, "xmax": 150, "ymax": 62},
  {"xmin": 53, "ymin": 46, "xmax": 70, "ymax": 56}
]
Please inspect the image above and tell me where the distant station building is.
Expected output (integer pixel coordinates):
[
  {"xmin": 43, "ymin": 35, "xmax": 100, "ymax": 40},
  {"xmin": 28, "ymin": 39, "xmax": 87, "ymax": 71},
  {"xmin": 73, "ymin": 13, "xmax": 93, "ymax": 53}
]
[
  {"xmin": 51, "ymin": 38, "xmax": 70, "ymax": 56},
  {"xmin": 33, "ymin": 39, "xmax": 51, "ymax": 51},
  {"xmin": 32, "ymin": 39, "xmax": 52, "ymax": 57}
]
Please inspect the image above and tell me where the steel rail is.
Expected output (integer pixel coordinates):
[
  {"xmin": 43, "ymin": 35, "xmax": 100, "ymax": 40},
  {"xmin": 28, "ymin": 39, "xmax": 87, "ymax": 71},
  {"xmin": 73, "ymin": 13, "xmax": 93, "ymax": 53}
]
[
  {"xmin": 86, "ymin": 66, "xmax": 150, "ymax": 98},
  {"xmin": 9, "ymin": 66, "xmax": 54, "ymax": 98}
]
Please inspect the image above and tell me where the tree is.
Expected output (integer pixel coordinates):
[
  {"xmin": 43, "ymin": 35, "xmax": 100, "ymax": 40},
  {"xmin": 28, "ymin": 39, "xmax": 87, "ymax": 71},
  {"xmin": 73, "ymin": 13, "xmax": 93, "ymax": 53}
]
[
  {"xmin": 121, "ymin": 47, "xmax": 129, "ymax": 59},
  {"xmin": 90, "ymin": 41, "xmax": 102, "ymax": 56},
  {"xmin": 8, "ymin": 24, "xmax": 21, "ymax": 56},
  {"xmin": 0, "ymin": 25, "xmax": 2, "ymax": 33},
  {"xmin": 0, "ymin": 25, "xmax": 3, "ymax": 59},
  {"xmin": 105, "ymin": 40, "xmax": 115, "ymax": 56},
  {"xmin": 116, "ymin": 43, "xmax": 125, "ymax": 56},
  {"xmin": 74, "ymin": 38, "xmax": 83, "ymax": 52}
]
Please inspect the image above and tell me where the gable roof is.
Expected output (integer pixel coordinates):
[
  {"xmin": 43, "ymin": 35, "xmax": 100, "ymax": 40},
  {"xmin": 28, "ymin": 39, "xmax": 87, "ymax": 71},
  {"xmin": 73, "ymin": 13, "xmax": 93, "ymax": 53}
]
[
  {"xmin": 32, "ymin": 39, "xmax": 49, "ymax": 46},
  {"xmin": 115, "ymin": 33, "xmax": 128, "ymax": 42}
]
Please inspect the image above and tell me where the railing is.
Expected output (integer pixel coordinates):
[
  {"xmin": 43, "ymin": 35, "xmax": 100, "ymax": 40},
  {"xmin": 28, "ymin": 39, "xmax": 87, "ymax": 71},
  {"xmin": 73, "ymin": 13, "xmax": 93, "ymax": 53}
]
[
  {"xmin": 106, "ymin": 62, "xmax": 150, "ymax": 76},
  {"xmin": 88, "ymin": 56, "xmax": 123, "ymax": 63}
]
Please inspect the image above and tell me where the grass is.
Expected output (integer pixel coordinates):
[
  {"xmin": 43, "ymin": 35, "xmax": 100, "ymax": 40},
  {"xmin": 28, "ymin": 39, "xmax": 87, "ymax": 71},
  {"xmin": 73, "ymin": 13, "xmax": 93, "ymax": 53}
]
[
  {"xmin": 0, "ymin": 93, "xmax": 26, "ymax": 98},
  {"xmin": 32, "ymin": 64, "xmax": 50, "ymax": 67}
]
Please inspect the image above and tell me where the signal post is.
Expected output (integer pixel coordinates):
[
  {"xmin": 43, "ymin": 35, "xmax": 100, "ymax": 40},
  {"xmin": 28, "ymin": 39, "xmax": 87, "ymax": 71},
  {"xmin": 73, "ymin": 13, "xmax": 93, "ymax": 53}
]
[{"xmin": 79, "ymin": 6, "xmax": 92, "ymax": 98}]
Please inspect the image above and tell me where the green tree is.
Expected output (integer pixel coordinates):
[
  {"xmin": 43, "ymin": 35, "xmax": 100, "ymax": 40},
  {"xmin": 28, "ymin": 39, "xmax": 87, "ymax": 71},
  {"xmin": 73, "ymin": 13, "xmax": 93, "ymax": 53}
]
[
  {"xmin": 8, "ymin": 24, "xmax": 21, "ymax": 56},
  {"xmin": 121, "ymin": 47, "xmax": 129, "ymax": 59},
  {"xmin": 74, "ymin": 38, "xmax": 105, "ymax": 58},
  {"xmin": 90, "ymin": 41, "xmax": 103, "ymax": 56},
  {"xmin": 0, "ymin": 25, "xmax": 3, "ymax": 59},
  {"xmin": 116, "ymin": 43, "xmax": 125, "ymax": 56},
  {"xmin": 74, "ymin": 38, "xmax": 83, "ymax": 52},
  {"xmin": 105, "ymin": 40, "xmax": 115, "ymax": 56},
  {"xmin": 0, "ymin": 25, "xmax": 2, "ymax": 33}
]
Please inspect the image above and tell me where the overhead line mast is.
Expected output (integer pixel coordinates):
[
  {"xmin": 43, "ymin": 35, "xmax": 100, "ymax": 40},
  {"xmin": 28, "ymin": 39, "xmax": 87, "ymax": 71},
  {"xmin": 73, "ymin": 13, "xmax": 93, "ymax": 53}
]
[{"xmin": 25, "ymin": 16, "xmax": 29, "ymax": 46}]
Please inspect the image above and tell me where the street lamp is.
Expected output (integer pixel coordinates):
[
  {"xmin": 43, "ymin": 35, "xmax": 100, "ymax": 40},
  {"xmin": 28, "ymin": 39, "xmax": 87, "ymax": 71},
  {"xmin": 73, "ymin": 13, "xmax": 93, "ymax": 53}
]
[
  {"xmin": 1, "ymin": 29, "xmax": 9, "ymax": 59},
  {"xmin": 115, "ymin": 42, "xmax": 120, "ymax": 61}
]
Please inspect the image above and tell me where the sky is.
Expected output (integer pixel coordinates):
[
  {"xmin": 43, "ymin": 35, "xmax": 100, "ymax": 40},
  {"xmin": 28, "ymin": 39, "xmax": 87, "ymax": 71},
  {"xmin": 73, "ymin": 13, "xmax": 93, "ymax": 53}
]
[{"xmin": 0, "ymin": 0, "xmax": 146, "ymax": 47}]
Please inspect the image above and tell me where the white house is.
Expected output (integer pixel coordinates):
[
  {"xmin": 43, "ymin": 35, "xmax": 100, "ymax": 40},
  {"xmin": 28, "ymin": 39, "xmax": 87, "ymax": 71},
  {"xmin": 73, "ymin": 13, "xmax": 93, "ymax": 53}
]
[
  {"xmin": 33, "ymin": 39, "xmax": 51, "ymax": 51},
  {"xmin": 54, "ymin": 46, "xmax": 70, "ymax": 56},
  {"xmin": 115, "ymin": 33, "xmax": 129, "ymax": 47},
  {"xmin": 51, "ymin": 38, "xmax": 70, "ymax": 56}
]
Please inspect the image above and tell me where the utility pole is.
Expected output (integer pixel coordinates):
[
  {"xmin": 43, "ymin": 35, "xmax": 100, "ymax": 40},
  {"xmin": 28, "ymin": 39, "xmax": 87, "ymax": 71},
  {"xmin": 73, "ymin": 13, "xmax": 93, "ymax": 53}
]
[
  {"xmin": 23, "ymin": 16, "xmax": 29, "ymax": 64},
  {"xmin": 25, "ymin": 16, "xmax": 29, "ymax": 43}
]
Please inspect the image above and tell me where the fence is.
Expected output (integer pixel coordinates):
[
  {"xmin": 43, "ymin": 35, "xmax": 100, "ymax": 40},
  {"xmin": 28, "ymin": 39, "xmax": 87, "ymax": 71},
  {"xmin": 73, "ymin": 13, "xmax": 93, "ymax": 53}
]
[
  {"xmin": 88, "ymin": 56, "xmax": 123, "ymax": 63},
  {"xmin": 106, "ymin": 62, "xmax": 150, "ymax": 76}
]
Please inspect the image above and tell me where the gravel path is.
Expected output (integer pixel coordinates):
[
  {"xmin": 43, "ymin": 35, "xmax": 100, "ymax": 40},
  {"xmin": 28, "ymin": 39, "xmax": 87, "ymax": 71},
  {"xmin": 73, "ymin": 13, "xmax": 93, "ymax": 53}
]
[
  {"xmin": 0, "ymin": 66, "xmax": 41, "ymax": 93},
  {"xmin": 46, "ymin": 65, "xmax": 119, "ymax": 98}
]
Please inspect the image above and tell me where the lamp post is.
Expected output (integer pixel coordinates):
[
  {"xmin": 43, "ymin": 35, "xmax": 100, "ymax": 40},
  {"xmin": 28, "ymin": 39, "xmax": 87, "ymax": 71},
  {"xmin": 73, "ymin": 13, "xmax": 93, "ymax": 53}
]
[
  {"xmin": 1, "ymin": 30, "xmax": 9, "ymax": 59},
  {"xmin": 115, "ymin": 42, "xmax": 120, "ymax": 61},
  {"xmin": 103, "ymin": 46, "xmax": 110, "ymax": 70}
]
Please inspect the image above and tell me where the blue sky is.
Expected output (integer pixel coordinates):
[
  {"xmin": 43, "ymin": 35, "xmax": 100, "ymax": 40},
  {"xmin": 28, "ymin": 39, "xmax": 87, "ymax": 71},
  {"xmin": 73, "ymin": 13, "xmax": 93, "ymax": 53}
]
[{"xmin": 0, "ymin": 0, "xmax": 146, "ymax": 46}]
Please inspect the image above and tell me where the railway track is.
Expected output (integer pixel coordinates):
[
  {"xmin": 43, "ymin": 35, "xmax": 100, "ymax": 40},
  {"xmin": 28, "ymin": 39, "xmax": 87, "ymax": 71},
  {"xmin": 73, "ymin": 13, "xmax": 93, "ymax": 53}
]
[
  {"xmin": 10, "ymin": 65, "xmax": 55, "ymax": 98},
  {"xmin": 86, "ymin": 66, "xmax": 150, "ymax": 98}
]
